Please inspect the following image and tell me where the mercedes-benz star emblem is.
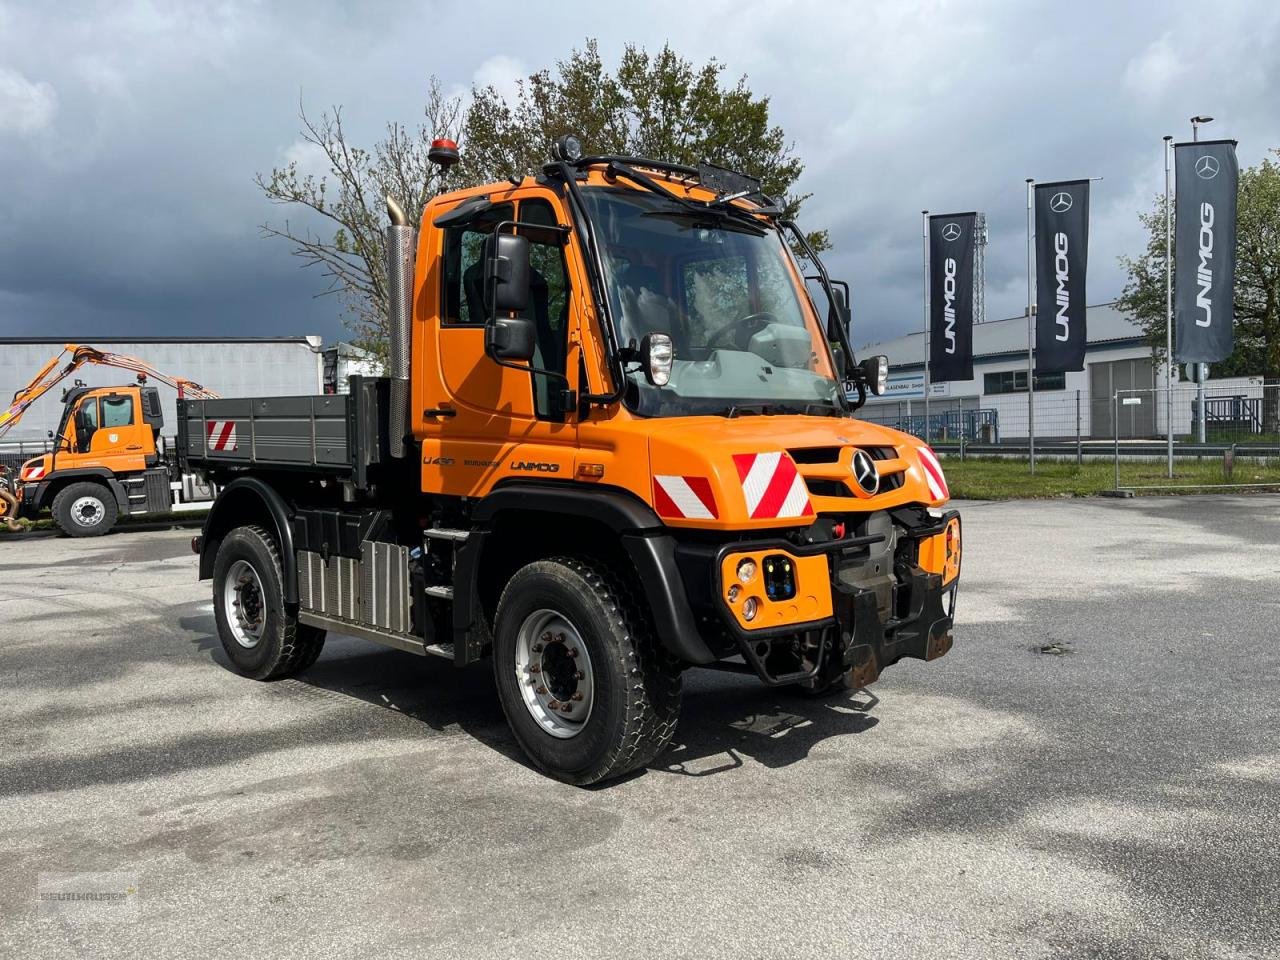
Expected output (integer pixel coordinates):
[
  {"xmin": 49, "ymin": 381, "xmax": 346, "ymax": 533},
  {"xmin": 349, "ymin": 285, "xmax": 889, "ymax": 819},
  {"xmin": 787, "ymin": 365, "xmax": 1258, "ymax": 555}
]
[
  {"xmin": 1049, "ymin": 192, "xmax": 1073, "ymax": 213},
  {"xmin": 1195, "ymin": 155, "xmax": 1220, "ymax": 180},
  {"xmin": 851, "ymin": 449, "xmax": 880, "ymax": 496},
  {"xmin": 940, "ymin": 222, "xmax": 962, "ymax": 242}
]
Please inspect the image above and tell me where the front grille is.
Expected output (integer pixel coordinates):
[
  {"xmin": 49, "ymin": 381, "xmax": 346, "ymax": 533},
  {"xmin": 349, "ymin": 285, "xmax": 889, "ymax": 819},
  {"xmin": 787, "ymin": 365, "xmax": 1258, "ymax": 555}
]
[
  {"xmin": 790, "ymin": 444, "xmax": 906, "ymax": 498},
  {"xmin": 789, "ymin": 446, "xmax": 843, "ymax": 464}
]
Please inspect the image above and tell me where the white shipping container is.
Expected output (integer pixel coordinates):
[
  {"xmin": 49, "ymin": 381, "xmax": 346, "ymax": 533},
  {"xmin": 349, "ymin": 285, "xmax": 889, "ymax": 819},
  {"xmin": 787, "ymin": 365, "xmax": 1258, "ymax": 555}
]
[{"xmin": 0, "ymin": 336, "xmax": 324, "ymax": 444}]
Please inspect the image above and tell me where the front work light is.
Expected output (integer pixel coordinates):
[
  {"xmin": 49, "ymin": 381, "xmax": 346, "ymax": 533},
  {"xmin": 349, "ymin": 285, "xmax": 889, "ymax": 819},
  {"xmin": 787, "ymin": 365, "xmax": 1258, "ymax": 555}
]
[
  {"xmin": 552, "ymin": 134, "xmax": 583, "ymax": 163},
  {"xmin": 859, "ymin": 355, "xmax": 889, "ymax": 396},
  {"xmin": 643, "ymin": 333, "xmax": 674, "ymax": 387}
]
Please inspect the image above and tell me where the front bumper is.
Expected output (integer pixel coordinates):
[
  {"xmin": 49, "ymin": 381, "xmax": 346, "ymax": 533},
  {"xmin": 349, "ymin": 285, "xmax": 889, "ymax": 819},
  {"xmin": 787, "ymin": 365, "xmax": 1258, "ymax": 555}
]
[{"xmin": 711, "ymin": 508, "xmax": 960, "ymax": 686}]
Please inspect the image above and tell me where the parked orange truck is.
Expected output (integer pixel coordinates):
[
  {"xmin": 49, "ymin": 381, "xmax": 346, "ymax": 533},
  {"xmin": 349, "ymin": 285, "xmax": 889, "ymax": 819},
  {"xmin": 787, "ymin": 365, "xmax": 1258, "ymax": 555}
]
[
  {"xmin": 182, "ymin": 138, "xmax": 961, "ymax": 784},
  {"xmin": 1, "ymin": 345, "xmax": 217, "ymax": 536}
]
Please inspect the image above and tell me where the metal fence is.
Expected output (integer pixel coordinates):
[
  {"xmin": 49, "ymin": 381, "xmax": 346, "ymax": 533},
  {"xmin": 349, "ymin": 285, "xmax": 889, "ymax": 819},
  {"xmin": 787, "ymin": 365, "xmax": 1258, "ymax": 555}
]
[
  {"xmin": 0, "ymin": 439, "xmax": 53, "ymax": 476},
  {"xmin": 1106, "ymin": 383, "xmax": 1280, "ymax": 492}
]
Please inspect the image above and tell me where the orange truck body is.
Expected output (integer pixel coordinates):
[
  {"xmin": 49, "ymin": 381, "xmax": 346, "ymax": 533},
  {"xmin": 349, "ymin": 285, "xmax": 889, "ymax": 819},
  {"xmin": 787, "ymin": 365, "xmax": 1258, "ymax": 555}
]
[{"xmin": 184, "ymin": 147, "xmax": 961, "ymax": 783}]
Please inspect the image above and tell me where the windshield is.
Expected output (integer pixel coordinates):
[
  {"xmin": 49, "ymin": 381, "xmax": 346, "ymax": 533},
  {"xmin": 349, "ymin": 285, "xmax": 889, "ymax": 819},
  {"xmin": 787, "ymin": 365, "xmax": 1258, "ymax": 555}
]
[{"xmin": 580, "ymin": 186, "xmax": 841, "ymax": 417}]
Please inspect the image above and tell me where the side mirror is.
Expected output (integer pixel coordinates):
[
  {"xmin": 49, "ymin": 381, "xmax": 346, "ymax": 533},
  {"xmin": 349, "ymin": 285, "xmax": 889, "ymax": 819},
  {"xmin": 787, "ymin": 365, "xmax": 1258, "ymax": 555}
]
[
  {"xmin": 486, "ymin": 315, "xmax": 537, "ymax": 362},
  {"xmin": 831, "ymin": 283, "xmax": 852, "ymax": 330},
  {"xmin": 484, "ymin": 233, "xmax": 531, "ymax": 314}
]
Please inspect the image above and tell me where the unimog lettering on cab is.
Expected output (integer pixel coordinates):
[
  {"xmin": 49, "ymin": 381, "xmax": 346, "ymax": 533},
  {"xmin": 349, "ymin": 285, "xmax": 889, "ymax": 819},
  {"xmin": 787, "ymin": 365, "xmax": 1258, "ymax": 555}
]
[{"xmin": 182, "ymin": 136, "xmax": 962, "ymax": 785}]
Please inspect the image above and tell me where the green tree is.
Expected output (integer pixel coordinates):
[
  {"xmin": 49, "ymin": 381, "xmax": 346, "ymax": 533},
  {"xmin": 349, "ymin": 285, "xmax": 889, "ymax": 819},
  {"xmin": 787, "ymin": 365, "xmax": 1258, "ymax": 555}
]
[
  {"xmin": 257, "ymin": 40, "xmax": 824, "ymax": 359},
  {"xmin": 1117, "ymin": 149, "xmax": 1280, "ymax": 431}
]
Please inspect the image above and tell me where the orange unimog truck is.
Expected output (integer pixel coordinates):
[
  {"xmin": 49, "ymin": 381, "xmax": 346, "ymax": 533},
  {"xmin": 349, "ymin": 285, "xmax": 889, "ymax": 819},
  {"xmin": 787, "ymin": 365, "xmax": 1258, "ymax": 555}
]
[
  {"xmin": 182, "ymin": 138, "xmax": 961, "ymax": 784},
  {"xmin": 1, "ymin": 345, "xmax": 218, "ymax": 536}
]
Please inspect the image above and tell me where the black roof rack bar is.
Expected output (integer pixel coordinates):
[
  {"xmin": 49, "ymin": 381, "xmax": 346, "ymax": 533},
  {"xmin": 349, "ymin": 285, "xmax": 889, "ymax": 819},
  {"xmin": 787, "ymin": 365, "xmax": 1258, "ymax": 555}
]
[{"xmin": 572, "ymin": 154, "xmax": 701, "ymax": 178}]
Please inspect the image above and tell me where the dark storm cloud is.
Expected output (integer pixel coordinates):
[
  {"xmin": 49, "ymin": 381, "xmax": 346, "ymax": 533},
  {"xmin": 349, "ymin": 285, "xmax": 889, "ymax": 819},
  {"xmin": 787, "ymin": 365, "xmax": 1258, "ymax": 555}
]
[{"xmin": 2, "ymin": 0, "xmax": 1278, "ymax": 347}]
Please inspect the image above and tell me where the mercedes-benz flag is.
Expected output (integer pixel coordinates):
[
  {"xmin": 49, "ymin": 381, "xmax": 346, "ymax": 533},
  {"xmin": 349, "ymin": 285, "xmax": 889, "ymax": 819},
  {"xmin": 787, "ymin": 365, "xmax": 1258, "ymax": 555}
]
[
  {"xmin": 1174, "ymin": 140, "xmax": 1238, "ymax": 363},
  {"xmin": 928, "ymin": 212, "xmax": 976, "ymax": 382},
  {"xmin": 1034, "ymin": 180, "xmax": 1090, "ymax": 374}
]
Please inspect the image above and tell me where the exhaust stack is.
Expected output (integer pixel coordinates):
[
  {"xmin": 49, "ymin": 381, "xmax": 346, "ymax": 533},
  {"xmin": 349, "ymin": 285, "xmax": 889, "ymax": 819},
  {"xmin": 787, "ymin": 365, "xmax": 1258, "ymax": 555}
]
[{"xmin": 385, "ymin": 196, "xmax": 416, "ymax": 459}]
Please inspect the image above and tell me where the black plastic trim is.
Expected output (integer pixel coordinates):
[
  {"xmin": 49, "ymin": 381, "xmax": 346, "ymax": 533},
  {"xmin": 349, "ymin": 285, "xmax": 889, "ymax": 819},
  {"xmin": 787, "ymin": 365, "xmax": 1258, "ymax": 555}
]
[
  {"xmin": 458, "ymin": 481, "xmax": 714, "ymax": 663},
  {"xmin": 197, "ymin": 476, "xmax": 298, "ymax": 604}
]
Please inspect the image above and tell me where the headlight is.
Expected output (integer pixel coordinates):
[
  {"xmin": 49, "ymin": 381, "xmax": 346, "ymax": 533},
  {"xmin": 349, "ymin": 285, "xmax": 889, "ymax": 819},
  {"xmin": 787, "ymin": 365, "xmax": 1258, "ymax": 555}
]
[
  {"xmin": 736, "ymin": 558, "xmax": 757, "ymax": 583},
  {"xmin": 742, "ymin": 596, "xmax": 759, "ymax": 622}
]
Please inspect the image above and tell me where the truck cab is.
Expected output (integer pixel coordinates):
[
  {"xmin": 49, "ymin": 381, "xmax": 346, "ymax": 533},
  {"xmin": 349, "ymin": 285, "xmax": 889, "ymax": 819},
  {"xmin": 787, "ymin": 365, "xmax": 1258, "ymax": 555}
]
[
  {"xmin": 16, "ymin": 382, "xmax": 170, "ymax": 535},
  {"xmin": 186, "ymin": 142, "xmax": 962, "ymax": 785}
]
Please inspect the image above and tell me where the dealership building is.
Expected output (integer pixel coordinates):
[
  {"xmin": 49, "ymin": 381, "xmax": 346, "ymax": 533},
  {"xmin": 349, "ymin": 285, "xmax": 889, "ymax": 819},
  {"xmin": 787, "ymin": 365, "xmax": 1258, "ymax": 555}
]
[{"xmin": 855, "ymin": 302, "xmax": 1242, "ymax": 442}]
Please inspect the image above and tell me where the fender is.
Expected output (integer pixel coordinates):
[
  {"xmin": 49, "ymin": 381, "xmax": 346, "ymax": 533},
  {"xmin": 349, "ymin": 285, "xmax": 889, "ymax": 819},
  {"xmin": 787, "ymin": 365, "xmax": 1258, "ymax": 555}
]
[
  {"xmin": 457, "ymin": 482, "xmax": 715, "ymax": 664},
  {"xmin": 26, "ymin": 468, "xmax": 127, "ymax": 514},
  {"xmin": 197, "ymin": 476, "xmax": 299, "ymax": 604}
]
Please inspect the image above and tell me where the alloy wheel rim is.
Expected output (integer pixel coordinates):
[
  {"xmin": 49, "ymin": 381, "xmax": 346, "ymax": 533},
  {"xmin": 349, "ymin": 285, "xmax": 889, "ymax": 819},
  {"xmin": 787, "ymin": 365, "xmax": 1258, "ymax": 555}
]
[
  {"xmin": 224, "ymin": 559, "xmax": 267, "ymax": 649},
  {"xmin": 70, "ymin": 495, "xmax": 105, "ymax": 527},
  {"xmin": 514, "ymin": 608, "xmax": 594, "ymax": 739}
]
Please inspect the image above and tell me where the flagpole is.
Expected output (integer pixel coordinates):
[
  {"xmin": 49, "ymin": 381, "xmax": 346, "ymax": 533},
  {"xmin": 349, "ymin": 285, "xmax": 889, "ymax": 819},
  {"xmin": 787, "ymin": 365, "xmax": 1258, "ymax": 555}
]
[
  {"xmin": 1026, "ymin": 178, "xmax": 1036, "ymax": 474},
  {"xmin": 922, "ymin": 210, "xmax": 930, "ymax": 441},
  {"xmin": 1164, "ymin": 135, "xmax": 1174, "ymax": 478}
]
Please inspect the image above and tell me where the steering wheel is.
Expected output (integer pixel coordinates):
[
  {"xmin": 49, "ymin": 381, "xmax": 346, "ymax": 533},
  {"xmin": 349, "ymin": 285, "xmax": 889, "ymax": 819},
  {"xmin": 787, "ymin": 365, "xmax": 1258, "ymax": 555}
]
[{"xmin": 703, "ymin": 312, "xmax": 777, "ymax": 352}]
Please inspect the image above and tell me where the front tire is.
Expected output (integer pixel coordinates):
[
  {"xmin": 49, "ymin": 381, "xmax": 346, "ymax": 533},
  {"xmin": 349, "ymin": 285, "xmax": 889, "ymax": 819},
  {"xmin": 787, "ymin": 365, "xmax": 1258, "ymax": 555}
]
[
  {"xmin": 212, "ymin": 524, "xmax": 325, "ymax": 680},
  {"xmin": 52, "ymin": 481, "xmax": 117, "ymax": 537},
  {"xmin": 492, "ymin": 557, "xmax": 682, "ymax": 786}
]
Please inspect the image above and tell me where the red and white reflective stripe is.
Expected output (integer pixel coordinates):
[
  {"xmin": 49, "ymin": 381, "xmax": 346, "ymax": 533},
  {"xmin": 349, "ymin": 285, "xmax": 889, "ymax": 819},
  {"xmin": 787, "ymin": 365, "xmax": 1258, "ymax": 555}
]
[
  {"xmin": 21, "ymin": 464, "xmax": 46, "ymax": 481},
  {"xmin": 653, "ymin": 475, "xmax": 718, "ymax": 520},
  {"xmin": 917, "ymin": 445, "xmax": 949, "ymax": 502},
  {"xmin": 733, "ymin": 451, "xmax": 812, "ymax": 520},
  {"xmin": 207, "ymin": 420, "xmax": 238, "ymax": 452}
]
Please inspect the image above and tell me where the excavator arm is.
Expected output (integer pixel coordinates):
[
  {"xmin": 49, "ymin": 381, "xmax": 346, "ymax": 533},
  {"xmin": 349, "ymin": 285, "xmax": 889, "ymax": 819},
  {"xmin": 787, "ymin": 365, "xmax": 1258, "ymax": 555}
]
[{"xmin": 0, "ymin": 343, "xmax": 218, "ymax": 441}]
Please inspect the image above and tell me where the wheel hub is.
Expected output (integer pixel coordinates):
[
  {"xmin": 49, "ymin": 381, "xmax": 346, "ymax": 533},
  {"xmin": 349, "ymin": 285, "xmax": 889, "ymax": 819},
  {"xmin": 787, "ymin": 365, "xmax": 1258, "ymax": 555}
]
[
  {"xmin": 224, "ymin": 559, "xmax": 266, "ymax": 649},
  {"xmin": 70, "ymin": 495, "xmax": 105, "ymax": 527},
  {"xmin": 514, "ymin": 609, "xmax": 594, "ymax": 739}
]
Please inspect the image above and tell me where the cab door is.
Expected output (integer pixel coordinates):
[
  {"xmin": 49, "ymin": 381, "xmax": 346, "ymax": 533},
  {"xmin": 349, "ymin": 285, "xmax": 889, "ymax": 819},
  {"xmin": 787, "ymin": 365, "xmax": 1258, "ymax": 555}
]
[
  {"xmin": 92, "ymin": 390, "xmax": 152, "ymax": 467},
  {"xmin": 423, "ymin": 190, "xmax": 581, "ymax": 497}
]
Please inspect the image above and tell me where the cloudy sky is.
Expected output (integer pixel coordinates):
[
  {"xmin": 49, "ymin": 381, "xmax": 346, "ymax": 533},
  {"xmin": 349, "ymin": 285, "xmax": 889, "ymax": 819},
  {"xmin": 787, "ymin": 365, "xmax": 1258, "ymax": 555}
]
[{"xmin": 2, "ymin": 0, "xmax": 1278, "ymax": 349}]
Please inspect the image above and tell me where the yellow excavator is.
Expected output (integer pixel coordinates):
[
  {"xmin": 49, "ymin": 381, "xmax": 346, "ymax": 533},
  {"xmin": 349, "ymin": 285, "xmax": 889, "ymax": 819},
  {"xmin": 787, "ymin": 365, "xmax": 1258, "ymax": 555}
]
[{"xmin": 0, "ymin": 344, "xmax": 218, "ymax": 536}]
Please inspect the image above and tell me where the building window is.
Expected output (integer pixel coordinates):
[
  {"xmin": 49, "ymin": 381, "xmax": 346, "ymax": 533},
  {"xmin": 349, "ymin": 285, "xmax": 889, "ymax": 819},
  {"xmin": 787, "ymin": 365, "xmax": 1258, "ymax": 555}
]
[{"xmin": 983, "ymin": 370, "xmax": 1066, "ymax": 395}]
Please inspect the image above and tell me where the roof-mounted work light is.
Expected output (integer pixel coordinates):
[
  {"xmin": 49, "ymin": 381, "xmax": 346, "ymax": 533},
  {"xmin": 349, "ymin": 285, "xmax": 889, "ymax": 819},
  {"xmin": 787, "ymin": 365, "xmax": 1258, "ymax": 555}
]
[{"xmin": 552, "ymin": 134, "xmax": 583, "ymax": 163}]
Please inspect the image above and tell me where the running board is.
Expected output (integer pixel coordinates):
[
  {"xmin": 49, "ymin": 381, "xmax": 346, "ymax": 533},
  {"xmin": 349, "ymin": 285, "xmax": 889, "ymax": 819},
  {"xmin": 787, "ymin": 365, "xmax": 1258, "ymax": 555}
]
[
  {"xmin": 424, "ymin": 585, "xmax": 454, "ymax": 600},
  {"xmin": 424, "ymin": 528, "xmax": 469, "ymax": 542},
  {"xmin": 297, "ymin": 610, "xmax": 427, "ymax": 657}
]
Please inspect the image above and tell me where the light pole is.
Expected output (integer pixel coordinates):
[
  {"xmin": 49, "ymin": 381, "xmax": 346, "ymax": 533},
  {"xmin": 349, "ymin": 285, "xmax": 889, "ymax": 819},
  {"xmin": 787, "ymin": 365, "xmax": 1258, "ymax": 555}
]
[
  {"xmin": 1191, "ymin": 115, "xmax": 1213, "ymax": 445},
  {"xmin": 1025, "ymin": 179, "xmax": 1036, "ymax": 474}
]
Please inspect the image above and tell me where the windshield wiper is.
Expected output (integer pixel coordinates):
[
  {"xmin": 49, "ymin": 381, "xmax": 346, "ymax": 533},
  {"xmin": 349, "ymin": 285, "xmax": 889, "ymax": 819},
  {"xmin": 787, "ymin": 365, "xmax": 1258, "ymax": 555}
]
[
  {"xmin": 722, "ymin": 403, "xmax": 780, "ymax": 418},
  {"xmin": 802, "ymin": 402, "xmax": 846, "ymax": 418}
]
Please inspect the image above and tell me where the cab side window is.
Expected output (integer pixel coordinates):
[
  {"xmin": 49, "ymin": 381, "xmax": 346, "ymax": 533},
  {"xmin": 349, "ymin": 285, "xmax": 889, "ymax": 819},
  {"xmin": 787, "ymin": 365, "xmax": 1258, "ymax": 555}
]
[
  {"xmin": 441, "ymin": 203, "xmax": 514, "ymax": 325},
  {"xmin": 74, "ymin": 399, "xmax": 99, "ymax": 453},
  {"xmin": 519, "ymin": 198, "xmax": 572, "ymax": 420},
  {"xmin": 101, "ymin": 395, "xmax": 135, "ymax": 429}
]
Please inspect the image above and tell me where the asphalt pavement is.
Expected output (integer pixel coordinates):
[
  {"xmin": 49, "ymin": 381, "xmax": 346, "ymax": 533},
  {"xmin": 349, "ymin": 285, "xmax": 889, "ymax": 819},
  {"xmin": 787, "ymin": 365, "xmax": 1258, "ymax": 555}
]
[{"xmin": 1, "ymin": 497, "xmax": 1277, "ymax": 959}]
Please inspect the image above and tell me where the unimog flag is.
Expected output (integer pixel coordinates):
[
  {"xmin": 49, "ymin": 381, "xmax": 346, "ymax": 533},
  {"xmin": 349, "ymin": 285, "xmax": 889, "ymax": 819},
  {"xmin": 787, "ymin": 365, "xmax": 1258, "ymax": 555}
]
[
  {"xmin": 1034, "ymin": 180, "xmax": 1090, "ymax": 373},
  {"xmin": 928, "ymin": 213, "xmax": 976, "ymax": 382},
  {"xmin": 1174, "ymin": 140, "xmax": 1238, "ymax": 363}
]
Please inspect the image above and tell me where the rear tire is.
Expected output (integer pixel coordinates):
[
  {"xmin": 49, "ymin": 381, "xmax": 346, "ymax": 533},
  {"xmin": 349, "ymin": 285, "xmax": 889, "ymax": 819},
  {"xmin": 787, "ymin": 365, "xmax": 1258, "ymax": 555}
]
[
  {"xmin": 492, "ymin": 557, "xmax": 682, "ymax": 786},
  {"xmin": 52, "ymin": 481, "xmax": 118, "ymax": 538},
  {"xmin": 212, "ymin": 524, "xmax": 326, "ymax": 680}
]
